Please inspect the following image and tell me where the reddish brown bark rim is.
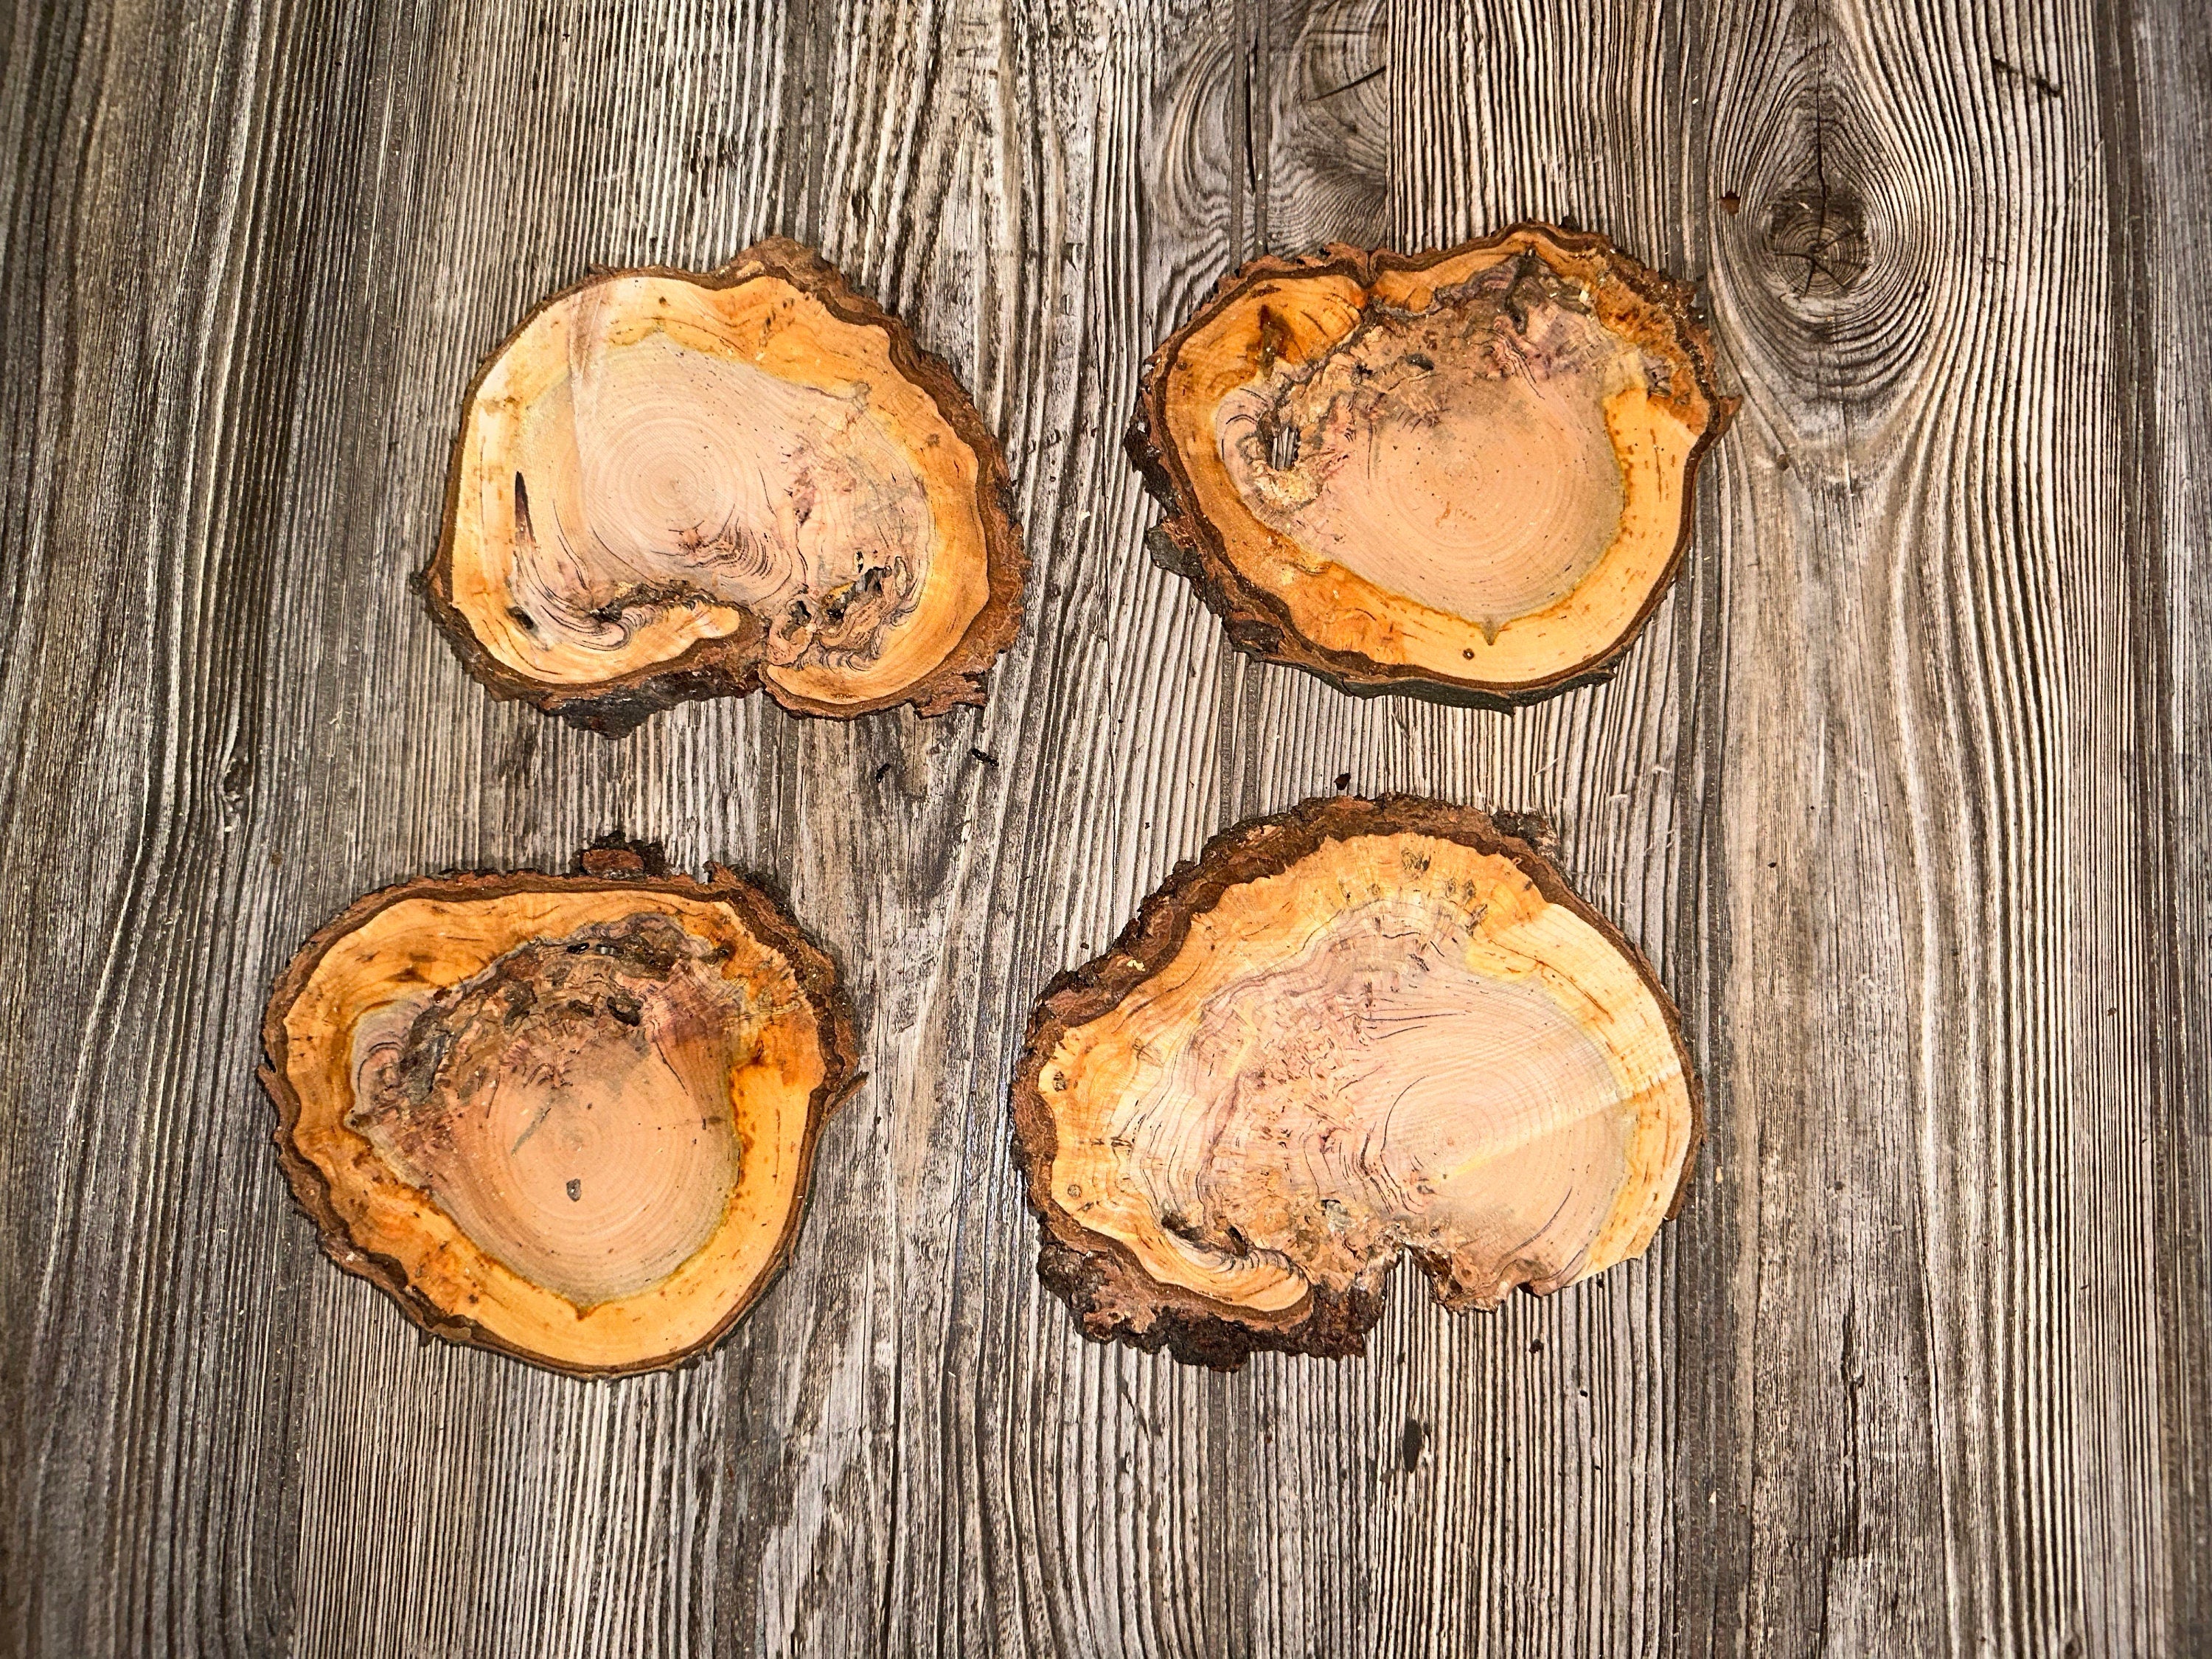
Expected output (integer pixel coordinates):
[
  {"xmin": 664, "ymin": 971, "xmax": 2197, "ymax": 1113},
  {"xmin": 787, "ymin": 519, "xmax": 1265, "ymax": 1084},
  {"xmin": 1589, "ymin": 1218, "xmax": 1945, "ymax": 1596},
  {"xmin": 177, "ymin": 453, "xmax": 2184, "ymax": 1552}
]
[
  {"xmin": 421, "ymin": 235, "xmax": 1029, "ymax": 736},
  {"xmin": 1126, "ymin": 224, "xmax": 1737, "ymax": 706},
  {"xmin": 1009, "ymin": 792, "xmax": 1703, "ymax": 1368},
  {"xmin": 259, "ymin": 850, "xmax": 861, "ymax": 1379}
]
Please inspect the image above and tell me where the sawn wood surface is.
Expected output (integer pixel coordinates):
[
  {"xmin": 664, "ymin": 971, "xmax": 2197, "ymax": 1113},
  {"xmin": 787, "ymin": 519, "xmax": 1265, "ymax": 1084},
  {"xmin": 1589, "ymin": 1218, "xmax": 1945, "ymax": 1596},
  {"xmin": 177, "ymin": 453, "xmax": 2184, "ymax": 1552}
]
[{"xmin": 4, "ymin": 0, "xmax": 2208, "ymax": 1653}]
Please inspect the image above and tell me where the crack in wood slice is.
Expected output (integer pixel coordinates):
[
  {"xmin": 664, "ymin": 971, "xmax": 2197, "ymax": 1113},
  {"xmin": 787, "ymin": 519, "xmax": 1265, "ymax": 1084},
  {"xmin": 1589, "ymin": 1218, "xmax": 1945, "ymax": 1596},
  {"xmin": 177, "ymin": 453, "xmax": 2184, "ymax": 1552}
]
[
  {"xmin": 422, "ymin": 237, "xmax": 1027, "ymax": 734},
  {"xmin": 1010, "ymin": 795, "xmax": 1700, "ymax": 1369},
  {"xmin": 260, "ymin": 856, "xmax": 858, "ymax": 1377},
  {"xmin": 1129, "ymin": 224, "xmax": 1733, "ymax": 703}
]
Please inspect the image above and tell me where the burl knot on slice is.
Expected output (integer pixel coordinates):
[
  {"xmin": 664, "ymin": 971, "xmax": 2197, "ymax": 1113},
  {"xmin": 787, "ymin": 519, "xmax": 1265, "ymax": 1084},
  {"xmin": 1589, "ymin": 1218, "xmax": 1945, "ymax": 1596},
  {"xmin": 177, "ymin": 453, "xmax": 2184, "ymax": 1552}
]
[
  {"xmin": 260, "ymin": 847, "xmax": 857, "ymax": 1376},
  {"xmin": 1011, "ymin": 796, "xmax": 1699, "ymax": 1368},
  {"xmin": 424, "ymin": 237, "xmax": 1026, "ymax": 734},
  {"xmin": 1129, "ymin": 225, "xmax": 1731, "ymax": 700}
]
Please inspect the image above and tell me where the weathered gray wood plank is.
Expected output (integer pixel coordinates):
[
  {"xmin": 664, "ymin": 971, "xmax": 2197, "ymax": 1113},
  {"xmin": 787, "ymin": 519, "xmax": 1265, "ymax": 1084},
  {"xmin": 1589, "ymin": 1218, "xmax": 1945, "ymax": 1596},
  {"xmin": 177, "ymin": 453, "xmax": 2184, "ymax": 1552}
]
[{"xmin": 3, "ymin": 0, "xmax": 2207, "ymax": 1653}]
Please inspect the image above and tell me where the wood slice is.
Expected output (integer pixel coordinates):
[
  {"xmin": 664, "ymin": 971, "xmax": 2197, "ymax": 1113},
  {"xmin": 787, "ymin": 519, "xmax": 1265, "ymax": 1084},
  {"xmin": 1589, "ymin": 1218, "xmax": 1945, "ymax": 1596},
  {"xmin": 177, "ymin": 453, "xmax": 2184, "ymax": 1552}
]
[
  {"xmin": 1129, "ymin": 225, "xmax": 1732, "ymax": 702},
  {"xmin": 423, "ymin": 237, "xmax": 1026, "ymax": 734},
  {"xmin": 1011, "ymin": 795, "xmax": 1700, "ymax": 1368},
  {"xmin": 260, "ymin": 844, "xmax": 858, "ymax": 1377}
]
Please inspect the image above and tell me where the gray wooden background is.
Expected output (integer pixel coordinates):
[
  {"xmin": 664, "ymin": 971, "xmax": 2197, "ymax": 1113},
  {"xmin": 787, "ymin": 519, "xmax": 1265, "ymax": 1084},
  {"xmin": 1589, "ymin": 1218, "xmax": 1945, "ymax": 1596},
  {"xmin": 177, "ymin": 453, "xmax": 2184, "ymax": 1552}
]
[{"xmin": 6, "ymin": 0, "xmax": 2209, "ymax": 1653}]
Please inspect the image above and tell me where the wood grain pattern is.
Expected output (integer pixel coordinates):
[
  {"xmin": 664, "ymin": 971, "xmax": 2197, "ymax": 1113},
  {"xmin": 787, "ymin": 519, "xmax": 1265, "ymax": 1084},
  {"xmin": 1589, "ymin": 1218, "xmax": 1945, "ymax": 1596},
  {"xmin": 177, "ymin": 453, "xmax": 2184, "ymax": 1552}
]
[{"xmin": 3, "ymin": 0, "xmax": 2206, "ymax": 1652}]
